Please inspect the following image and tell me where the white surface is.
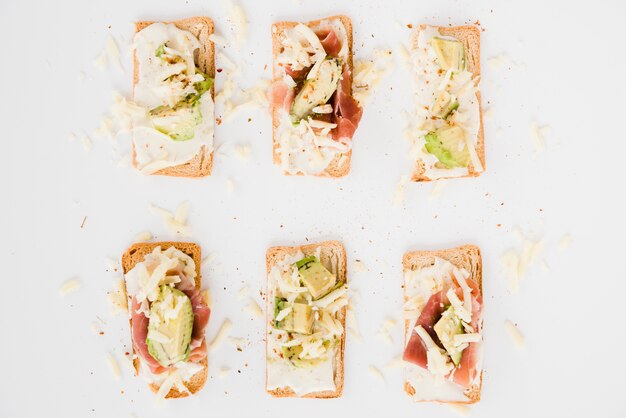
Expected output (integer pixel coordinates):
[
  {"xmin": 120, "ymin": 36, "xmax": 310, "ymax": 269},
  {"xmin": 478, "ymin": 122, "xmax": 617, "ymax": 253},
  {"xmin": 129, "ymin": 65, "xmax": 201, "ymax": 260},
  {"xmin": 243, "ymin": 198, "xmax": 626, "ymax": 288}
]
[{"xmin": 1, "ymin": 0, "xmax": 625, "ymax": 417}]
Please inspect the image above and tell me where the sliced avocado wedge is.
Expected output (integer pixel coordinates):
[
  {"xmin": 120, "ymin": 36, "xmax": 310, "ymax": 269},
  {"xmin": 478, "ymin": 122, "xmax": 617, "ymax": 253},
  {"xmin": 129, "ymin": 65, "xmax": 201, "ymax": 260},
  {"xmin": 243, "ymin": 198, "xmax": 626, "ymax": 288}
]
[
  {"xmin": 430, "ymin": 37, "xmax": 465, "ymax": 71},
  {"xmin": 424, "ymin": 125, "xmax": 470, "ymax": 168},
  {"xmin": 281, "ymin": 345, "xmax": 323, "ymax": 369},
  {"xmin": 150, "ymin": 100, "xmax": 202, "ymax": 141},
  {"xmin": 431, "ymin": 91, "xmax": 459, "ymax": 119},
  {"xmin": 433, "ymin": 306, "xmax": 465, "ymax": 366},
  {"xmin": 146, "ymin": 285, "xmax": 194, "ymax": 367},
  {"xmin": 290, "ymin": 58, "xmax": 341, "ymax": 124},
  {"xmin": 193, "ymin": 67, "xmax": 213, "ymax": 96},
  {"xmin": 296, "ymin": 256, "xmax": 337, "ymax": 300},
  {"xmin": 275, "ymin": 302, "xmax": 314, "ymax": 334}
]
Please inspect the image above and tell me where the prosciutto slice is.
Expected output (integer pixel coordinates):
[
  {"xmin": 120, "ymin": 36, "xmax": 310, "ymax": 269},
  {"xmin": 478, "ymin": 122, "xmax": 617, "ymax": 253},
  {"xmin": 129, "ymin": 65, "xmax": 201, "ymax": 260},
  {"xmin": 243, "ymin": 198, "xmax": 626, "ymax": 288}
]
[
  {"xmin": 317, "ymin": 29, "xmax": 342, "ymax": 57},
  {"xmin": 332, "ymin": 64, "xmax": 363, "ymax": 142},
  {"xmin": 403, "ymin": 278, "xmax": 482, "ymax": 389},
  {"xmin": 130, "ymin": 266, "xmax": 211, "ymax": 374},
  {"xmin": 271, "ymin": 80, "xmax": 295, "ymax": 112}
]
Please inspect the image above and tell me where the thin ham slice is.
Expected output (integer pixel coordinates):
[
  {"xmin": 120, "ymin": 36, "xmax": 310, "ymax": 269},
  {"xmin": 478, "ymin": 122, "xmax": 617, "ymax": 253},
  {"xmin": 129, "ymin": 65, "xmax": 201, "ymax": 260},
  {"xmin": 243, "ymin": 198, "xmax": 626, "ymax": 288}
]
[
  {"xmin": 130, "ymin": 267, "xmax": 211, "ymax": 373},
  {"xmin": 317, "ymin": 29, "xmax": 342, "ymax": 57},
  {"xmin": 331, "ymin": 64, "xmax": 363, "ymax": 142},
  {"xmin": 271, "ymin": 80, "xmax": 294, "ymax": 112},
  {"xmin": 403, "ymin": 278, "xmax": 483, "ymax": 389}
]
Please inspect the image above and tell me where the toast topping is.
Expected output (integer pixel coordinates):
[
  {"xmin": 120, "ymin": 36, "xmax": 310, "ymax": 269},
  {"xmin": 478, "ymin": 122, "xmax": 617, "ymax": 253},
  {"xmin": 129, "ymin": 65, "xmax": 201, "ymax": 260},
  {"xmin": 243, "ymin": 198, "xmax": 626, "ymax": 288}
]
[
  {"xmin": 272, "ymin": 18, "xmax": 363, "ymax": 175},
  {"xmin": 409, "ymin": 26, "xmax": 483, "ymax": 180},
  {"xmin": 267, "ymin": 247, "xmax": 347, "ymax": 396},
  {"xmin": 403, "ymin": 256, "xmax": 483, "ymax": 401},
  {"xmin": 125, "ymin": 245, "xmax": 210, "ymax": 395},
  {"xmin": 129, "ymin": 22, "xmax": 214, "ymax": 174}
]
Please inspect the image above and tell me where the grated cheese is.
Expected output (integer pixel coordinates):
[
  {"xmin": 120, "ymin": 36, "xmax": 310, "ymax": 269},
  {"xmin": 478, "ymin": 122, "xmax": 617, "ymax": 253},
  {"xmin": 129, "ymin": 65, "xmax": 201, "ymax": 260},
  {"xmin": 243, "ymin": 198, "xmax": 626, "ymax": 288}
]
[
  {"xmin": 219, "ymin": 366, "xmax": 231, "ymax": 378},
  {"xmin": 134, "ymin": 230, "xmax": 152, "ymax": 242},
  {"xmin": 94, "ymin": 50, "xmax": 107, "ymax": 71},
  {"xmin": 559, "ymin": 234, "xmax": 572, "ymax": 250},
  {"xmin": 82, "ymin": 134, "xmax": 93, "ymax": 153},
  {"xmin": 106, "ymin": 35, "xmax": 123, "ymax": 73},
  {"xmin": 234, "ymin": 144, "xmax": 252, "ymax": 163},
  {"xmin": 393, "ymin": 175, "xmax": 410, "ymax": 206},
  {"xmin": 59, "ymin": 278, "xmax": 81, "ymax": 297},
  {"xmin": 238, "ymin": 285, "xmax": 250, "ymax": 300},
  {"xmin": 530, "ymin": 122, "xmax": 551, "ymax": 155},
  {"xmin": 209, "ymin": 319, "xmax": 233, "ymax": 352},
  {"xmin": 352, "ymin": 260, "xmax": 366, "ymax": 272},
  {"xmin": 504, "ymin": 320, "xmax": 525, "ymax": 348},
  {"xmin": 246, "ymin": 299, "xmax": 264, "ymax": 318},
  {"xmin": 368, "ymin": 365, "xmax": 385, "ymax": 382},
  {"xmin": 107, "ymin": 278, "xmax": 128, "ymax": 314},
  {"xmin": 107, "ymin": 353, "xmax": 121, "ymax": 380}
]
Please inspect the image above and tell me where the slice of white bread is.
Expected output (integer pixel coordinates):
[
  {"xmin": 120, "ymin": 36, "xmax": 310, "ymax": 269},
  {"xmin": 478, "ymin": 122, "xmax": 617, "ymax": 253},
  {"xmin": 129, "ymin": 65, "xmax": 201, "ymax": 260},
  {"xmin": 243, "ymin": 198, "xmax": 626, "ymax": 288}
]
[
  {"xmin": 121, "ymin": 241, "xmax": 207, "ymax": 398},
  {"xmin": 271, "ymin": 15, "xmax": 354, "ymax": 178},
  {"xmin": 411, "ymin": 25, "xmax": 485, "ymax": 182},
  {"xmin": 265, "ymin": 240, "xmax": 347, "ymax": 398},
  {"xmin": 403, "ymin": 245, "xmax": 483, "ymax": 403},
  {"xmin": 133, "ymin": 17, "xmax": 215, "ymax": 177}
]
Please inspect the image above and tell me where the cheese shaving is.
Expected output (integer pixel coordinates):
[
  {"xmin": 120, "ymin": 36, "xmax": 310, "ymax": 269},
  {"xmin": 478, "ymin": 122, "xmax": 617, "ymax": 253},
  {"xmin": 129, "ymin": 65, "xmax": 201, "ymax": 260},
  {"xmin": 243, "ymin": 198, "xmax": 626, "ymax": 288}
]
[
  {"xmin": 530, "ymin": 122, "xmax": 551, "ymax": 155},
  {"xmin": 149, "ymin": 203, "xmax": 192, "ymax": 237},
  {"xmin": 352, "ymin": 260, "xmax": 366, "ymax": 272},
  {"xmin": 226, "ymin": 178, "xmax": 234, "ymax": 194},
  {"xmin": 234, "ymin": 144, "xmax": 252, "ymax": 163},
  {"xmin": 106, "ymin": 35, "xmax": 123, "ymax": 73},
  {"xmin": 174, "ymin": 201, "xmax": 189, "ymax": 225},
  {"xmin": 134, "ymin": 230, "xmax": 152, "ymax": 242},
  {"xmin": 107, "ymin": 278, "xmax": 128, "ymax": 314},
  {"xmin": 487, "ymin": 54, "xmax": 508, "ymax": 70},
  {"xmin": 501, "ymin": 232, "xmax": 544, "ymax": 293},
  {"xmin": 429, "ymin": 179, "xmax": 447, "ymax": 200},
  {"xmin": 94, "ymin": 50, "xmax": 107, "ymax": 71},
  {"xmin": 219, "ymin": 367, "xmax": 231, "ymax": 378},
  {"xmin": 238, "ymin": 285, "xmax": 250, "ymax": 300},
  {"xmin": 414, "ymin": 325, "xmax": 453, "ymax": 377},
  {"xmin": 227, "ymin": 0, "xmax": 247, "ymax": 50},
  {"xmin": 59, "ymin": 278, "xmax": 81, "ymax": 297},
  {"xmin": 504, "ymin": 320, "xmax": 525, "ymax": 348},
  {"xmin": 384, "ymin": 355, "xmax": 404, "ymax": 369},
  {"xmin": 82, "ymin": 134, "xmax": 93, "ymax": 153},
  {"xmin": 246, "ymin": 299, "xmax": 264, "ymax": 318},
  {"xmin": 208, "ymin": 33, "xmax": 227, "ymax": 47},
  {"xmin": 353, "ymin": 49, "xmax": 394, "ymax": 105},
  {"xmin": 368, "ymin": 365, "xmax": 385, "ymax": 382},
  {"xmin": 209, "ymin": 319, "xmax": 233, "ymax": 352},
  {"xmin": 559, "ymin": 234, "xmax": 572, "ymax": 250},
  {"xmin": 106, "ymin": 353, "xmax": 121, "ymax": 380},
  {"xmin": 393, "ymin": 175, "xmax": 410, "ymax": 206}
]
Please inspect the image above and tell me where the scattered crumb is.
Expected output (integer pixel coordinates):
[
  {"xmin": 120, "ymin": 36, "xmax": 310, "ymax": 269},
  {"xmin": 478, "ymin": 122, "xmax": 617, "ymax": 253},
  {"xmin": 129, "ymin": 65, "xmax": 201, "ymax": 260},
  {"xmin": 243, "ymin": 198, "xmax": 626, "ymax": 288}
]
[
  {"xmin": 504, "ymin": 320, "xmax": 525, "ymax": 348},
  {"xmin": 134, "ymin": 231, "xmax": 152, "ymax": 242},
  {"xmin": 558, "ymin": 234, "xmax": 572, "ymax": 251},
  {"xmin": 59, "ymin": 278, "xmax": 81, "ymax": 297},
  {"xmin": 149, "ymin": 203, "xmax": 192, "ymax": 237},
  {"xmin": 80, "ymin": 216, "xmax": 87, "ymax": 228},
  {"xmin": 368, "ymin": 365, "xmax": 385, "ymax": 382},
  {"xmin": 209, "ymin": 319, "xmax": 233, "ymax": 352},
  {"xmin": 487, "ymin": 53, "xmax": 508, "ymax": 70},
  {"xmin": 106, "ymin": 353, "xmax": 121, "ymax": 380}
]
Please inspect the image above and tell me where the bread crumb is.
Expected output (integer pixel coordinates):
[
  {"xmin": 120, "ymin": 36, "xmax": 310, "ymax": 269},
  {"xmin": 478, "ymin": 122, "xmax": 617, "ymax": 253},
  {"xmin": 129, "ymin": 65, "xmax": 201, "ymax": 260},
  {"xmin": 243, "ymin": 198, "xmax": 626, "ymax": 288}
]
[
  {"xmin": 219, "ymin": 366, "xmax": 231, "ymax": 378},
  {"xmin": 368, "ymin": 365, "xmax": 385, "ymax": 382},
  {"xmin": 447, "ymin": 403, "xmax": 470, "ymax": 415},
  {"xmin": 238, "ymin": 285, "xmax": 250, "ymax": 300},
  {"xmin": 558, "ymin": 234, "xmax": 572, "ymax": 250},
  {"xmin": 134, "ymin": 231, "xmax": 152, "ymax": 242},
  {"xmin": 504, "ymin": 320, "xmax": 525, "ymax": 348},
  {"xmin": 107, "ymin": 353, "xmax": 121, "ymax": 380},
  {"xmin": 59, "ymin": 278, "xmax": 81, "ymax": 297},
  {"xmin": 246, "ymin": 299, "xmax": 263, "ymax": 318},
  {"xmin": 209, "ymin": 319, "xmax": 232, "ymax": 352},
  {"xmin": 352, "ymin": 260, "xmax": 366, "ymax": 272}
]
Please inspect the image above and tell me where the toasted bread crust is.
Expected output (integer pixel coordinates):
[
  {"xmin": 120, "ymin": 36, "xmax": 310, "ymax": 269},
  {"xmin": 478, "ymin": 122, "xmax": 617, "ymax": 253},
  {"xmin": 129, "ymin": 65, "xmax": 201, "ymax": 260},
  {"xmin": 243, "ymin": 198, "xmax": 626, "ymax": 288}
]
[
  {"xmin": 411, "ymin": 25, "xmax": 485, "ymax": 182},
  {"xmin": 265, "ymin": 241, "xmax": 347, "ymax": 398},
  {"xmin": 121, "ymin": 241, "xmax": 207, "ymax": 398},
  {"xmin": 133, "ymin": 17, "xmax": 215, "ymax": 178},
  {"xmin": 402, "ymin": 245, "xmax": 483, "ymax": 403},
  {"xmin": 271, "ymin": 15, "xmax": 354, "ymax": 178}
]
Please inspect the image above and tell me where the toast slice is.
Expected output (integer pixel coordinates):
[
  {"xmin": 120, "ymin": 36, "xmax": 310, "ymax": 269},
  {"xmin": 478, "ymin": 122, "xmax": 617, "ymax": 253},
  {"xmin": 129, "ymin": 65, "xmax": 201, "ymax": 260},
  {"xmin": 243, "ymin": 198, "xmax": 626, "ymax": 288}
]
[
  {"xmin": 265, "ymin": 240, "xmax": 347, "ymax": 398},
  {"xmin": 271, "ymin": 15, "xmax": 354, "ymax": 178},
  {"xmin": 403, "ymin": 245, "xmax": 483, "ymax": 403},
  {"xmin": 133, "ymin": 17, "xmax": 215, "ymax": 177},
  {"xmin": 411, "ymin": 25, "xmax": 485, "ymax": 182},
  {"xmin": 122, "ymin": 241, "xmax": 207, "ymax": 398}
]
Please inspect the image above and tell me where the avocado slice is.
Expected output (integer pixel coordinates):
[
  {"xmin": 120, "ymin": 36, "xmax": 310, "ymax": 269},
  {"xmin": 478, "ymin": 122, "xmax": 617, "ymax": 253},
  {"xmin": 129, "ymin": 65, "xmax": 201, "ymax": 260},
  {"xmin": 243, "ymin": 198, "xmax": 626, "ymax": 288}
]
[
  {"xmin": 430, "ymin": 37, "xmax": 465, "ymax": 71},
  {"xmin": 150, "ymin": 100, "xmax": 202, "ymax": 141},
  {"xmin": 276, "ymin": 302, "xmax": 314, "ymax": 334},
  {"xmin": 433, "ymin": 306, "xmax": 465, "ymax": 366},
  {"xmin": 290, "ymin": 58, "xmax": 341, "ymax": 124},
  {"xmin": 146, "ymin": 285, "xmax": 194, "ymax": 367},
  {"xmin": 281, "ymin": 345, "xmax": 324, "ymax": 368},
  {"xmin": 424, "ymin": 125, "xmax": 470, "ymax": 168},
  {"xmin": 431, "ymin": 91, "xmax": 459, "ymax": 119},
  {"xmin": 296, "ymin": 256, "xmax": 337, "ymax": 300}
]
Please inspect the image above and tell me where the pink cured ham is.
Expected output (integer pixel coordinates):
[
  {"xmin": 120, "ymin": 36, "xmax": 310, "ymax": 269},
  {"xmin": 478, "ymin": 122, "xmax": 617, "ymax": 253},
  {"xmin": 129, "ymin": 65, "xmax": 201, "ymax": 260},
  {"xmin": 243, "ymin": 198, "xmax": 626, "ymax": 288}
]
[
  {"xmin": 402, "ymin": 277, "xmax": 483, "ymax": 389},
  {"xmin": 130, "ymin": 268, "xmax": 211, "ymax": 374},
  {"xmin": 317, "ymin": 29, "xmax": 342, "ymax": 57},
  {"xmin": 332, "ymin": 64, "xmax": 363, "ymax": 142},
  {"xmin": 271, "ymin": 80, "xmax": 295, "ymax": 112}
]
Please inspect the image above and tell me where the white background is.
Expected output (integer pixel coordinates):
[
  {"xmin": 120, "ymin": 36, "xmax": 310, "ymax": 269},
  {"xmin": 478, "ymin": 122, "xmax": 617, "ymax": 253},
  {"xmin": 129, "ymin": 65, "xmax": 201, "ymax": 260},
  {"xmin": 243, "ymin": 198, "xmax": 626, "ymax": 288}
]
[{"xmin": 2, "ymin": 0, "xmax": 625, "ymax": 417}]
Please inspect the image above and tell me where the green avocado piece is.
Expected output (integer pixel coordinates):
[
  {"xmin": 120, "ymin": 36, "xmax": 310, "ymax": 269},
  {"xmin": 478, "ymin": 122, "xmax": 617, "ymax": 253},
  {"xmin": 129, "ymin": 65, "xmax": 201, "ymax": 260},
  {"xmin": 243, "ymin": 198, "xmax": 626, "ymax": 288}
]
[
  {"xmin": 430, "ymin": 37, "xmax": 465, "ymax": 71},
  {"xmin": 193, "ymin": 67, "xmax": 213, "ymax": 96},
  {"xmin": 155, "ymin": 44, "xmax": 166, "ymax": 58},
  {"xmin": 290, "ymin": 58, "xmax": 341, "ymax": 124},
  {"xmin": 295, "ymin": 256, "xmax": 337, "ymax": 300},
  {"xmin": 424, "ymin": 125, "xmax": 470, "ymax": 168},
  {"xmin": 146, "ymin": 285, "xmax": 194, "ymax": 367},
  {"xmin": 281, "ymin": 345, "xmax": 323, "ymax": 369},
  {"xmin": 150, "ymin": 100, "xmax": 202, "ymax": 141},
  {"xmin": 431, "ymin": 91, "xmax": 459, "ymax": 119},
  {"xmin": 433, "ymin": 306, "xmax": 465, "ymax": 366},
  {"xmin": 275, "ymin": 302, "xmax": 314, "ymax": 335}
]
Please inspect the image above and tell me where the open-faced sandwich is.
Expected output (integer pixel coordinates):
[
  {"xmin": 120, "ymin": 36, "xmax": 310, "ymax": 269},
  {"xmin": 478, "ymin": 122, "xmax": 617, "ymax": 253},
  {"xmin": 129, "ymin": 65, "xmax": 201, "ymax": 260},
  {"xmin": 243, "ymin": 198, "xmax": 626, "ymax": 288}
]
[
  {"xmin": 131, "ymin": 17, "xmax": 215, "ymax": 176},
  {"xmin": 122, "ymin": 242, "xmax": 210, "ymax": 398},
  {"xmin": 403, "ymin": 245, "xmax": 483, "ymax": 403},
  {"xmin": 409, "ymin": 25, "xmax": 485, "ymax": 181},
  {"xmin": 271, "ymin": 16, "xmax": 363, "ymax": 177},
  {"xmin": 266, "ymin": 241, "xmax": 348, "ymax": 398}
]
